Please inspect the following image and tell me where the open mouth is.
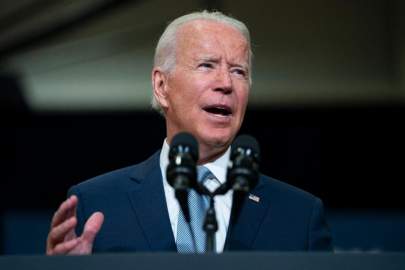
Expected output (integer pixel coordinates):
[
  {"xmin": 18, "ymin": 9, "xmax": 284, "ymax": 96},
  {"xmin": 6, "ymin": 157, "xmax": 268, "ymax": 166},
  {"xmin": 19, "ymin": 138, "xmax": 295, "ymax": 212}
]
[{"xmin": 203, "ymin": 105, "xmax": 232, "ymax": 116}]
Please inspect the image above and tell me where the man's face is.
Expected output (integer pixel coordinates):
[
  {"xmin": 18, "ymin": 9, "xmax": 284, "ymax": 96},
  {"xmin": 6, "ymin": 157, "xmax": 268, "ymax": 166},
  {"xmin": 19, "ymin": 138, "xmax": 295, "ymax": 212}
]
[{"xmin": 157, "ymin": 20, "xmax": 250, "ymax": 160}]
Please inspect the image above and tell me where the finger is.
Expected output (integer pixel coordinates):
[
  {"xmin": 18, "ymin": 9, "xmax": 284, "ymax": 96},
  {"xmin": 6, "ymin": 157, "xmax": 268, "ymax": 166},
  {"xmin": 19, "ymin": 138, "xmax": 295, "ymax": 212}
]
[
  {"xmin": 48, "ymin": 238, "xmax": 79, "ymax": 255},
  {"xmin": 48, "ymin": 216, "xmax": 77, "ymax": 244},
  {"xmin": 81, "ymin": 212, "xmax": 104, "ymax": 245},
  {"xmin": 51, "ymin": 195, "xmax": 78, "ymax": 228}
]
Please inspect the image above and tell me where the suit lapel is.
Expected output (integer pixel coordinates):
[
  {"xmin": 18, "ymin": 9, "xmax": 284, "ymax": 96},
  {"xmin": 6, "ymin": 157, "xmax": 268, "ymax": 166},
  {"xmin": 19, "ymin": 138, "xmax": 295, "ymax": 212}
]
[
  {"xmin": 125, "ymin": 152, "xmax": 272, "ymax": 251},
  {"xmin": 127, "ymin": 151, "xmax": 176, "ymax": 251},
  {"xmin": 225, "ymin": 175, "xmax": 271, "ymax": 250}
]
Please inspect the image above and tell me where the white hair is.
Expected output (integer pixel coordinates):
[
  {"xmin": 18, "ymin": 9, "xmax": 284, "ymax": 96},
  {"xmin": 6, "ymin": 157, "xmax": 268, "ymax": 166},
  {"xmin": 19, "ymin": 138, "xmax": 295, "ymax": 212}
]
[{"xmin": 151, "ymin": 10, "xmax": 253, "ymax": 114}]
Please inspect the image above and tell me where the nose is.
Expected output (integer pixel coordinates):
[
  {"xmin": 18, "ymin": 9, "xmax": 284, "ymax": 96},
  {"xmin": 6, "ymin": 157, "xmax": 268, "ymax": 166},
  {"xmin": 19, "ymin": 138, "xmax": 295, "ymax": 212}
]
[{"xmin": 214, "ymin": 67, "xmax": 233, "ymax": 94}]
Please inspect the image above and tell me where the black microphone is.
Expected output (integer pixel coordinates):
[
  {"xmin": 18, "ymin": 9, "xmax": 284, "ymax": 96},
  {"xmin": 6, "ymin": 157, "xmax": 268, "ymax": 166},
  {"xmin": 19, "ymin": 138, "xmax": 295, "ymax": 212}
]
[
  {"xmin": 226, "ymin": 134, "xmax": 260, "ymax": 225},
  {"xmin": 227, "ymin": 134, "xmax": 260, "ymax": 192},
  {"xmin": 166, "ymin": 132, "xmax": 199, "ymax": 223}
]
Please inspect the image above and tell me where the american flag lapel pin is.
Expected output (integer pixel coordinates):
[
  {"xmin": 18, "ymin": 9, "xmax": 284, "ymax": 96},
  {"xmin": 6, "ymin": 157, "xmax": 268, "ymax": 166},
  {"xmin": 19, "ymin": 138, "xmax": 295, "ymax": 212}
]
[{"xmin": 248, "ymin": 194, "xmax": 260, "ymax": 203}]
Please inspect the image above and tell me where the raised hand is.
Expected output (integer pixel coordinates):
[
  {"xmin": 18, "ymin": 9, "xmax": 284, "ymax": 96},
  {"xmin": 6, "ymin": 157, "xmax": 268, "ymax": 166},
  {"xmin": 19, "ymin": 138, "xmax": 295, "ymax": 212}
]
[{"xmin": 46, "ymin": 195, "xmax": 104, "ymax": 255}]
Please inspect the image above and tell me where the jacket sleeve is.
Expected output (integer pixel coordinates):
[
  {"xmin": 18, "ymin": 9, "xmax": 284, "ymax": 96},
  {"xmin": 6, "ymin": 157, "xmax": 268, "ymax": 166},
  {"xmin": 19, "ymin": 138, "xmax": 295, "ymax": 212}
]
[{"xmin": 308, "ymin": 197, "xmax": 334, "ymax": 251}]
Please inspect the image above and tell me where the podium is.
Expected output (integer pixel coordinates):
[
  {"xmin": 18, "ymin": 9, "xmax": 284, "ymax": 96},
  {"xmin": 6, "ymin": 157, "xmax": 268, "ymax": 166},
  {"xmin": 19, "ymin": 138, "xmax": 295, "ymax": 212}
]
[{"xmin": 1, "ymin": 252, "xmax": 404, "ymax": 270}]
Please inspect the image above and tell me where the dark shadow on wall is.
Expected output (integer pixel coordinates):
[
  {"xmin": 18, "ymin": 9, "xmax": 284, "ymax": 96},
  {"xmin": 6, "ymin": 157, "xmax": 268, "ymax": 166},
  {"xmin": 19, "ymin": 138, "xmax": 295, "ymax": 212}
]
[
  {"xmin": 0, "ymin": 73, "xmax": 29, "ymax": 114},
  {"xmin": 0, "ymin": 73, "xmax": 31, "ymax": 254},
  {"xmin": 1, "ymin": 99, "xmax": 405, "ymax": 253},
  {"xmin": 2, "ymin": 106, "xmax": 405, "ymax": 210}
]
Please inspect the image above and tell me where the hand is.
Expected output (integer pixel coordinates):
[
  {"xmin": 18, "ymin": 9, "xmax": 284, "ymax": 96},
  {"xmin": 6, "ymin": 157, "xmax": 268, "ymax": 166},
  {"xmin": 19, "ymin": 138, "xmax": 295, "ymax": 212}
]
[{"xmin": 46, "ymin": 195, "xmax": 104, "ymax": 255}]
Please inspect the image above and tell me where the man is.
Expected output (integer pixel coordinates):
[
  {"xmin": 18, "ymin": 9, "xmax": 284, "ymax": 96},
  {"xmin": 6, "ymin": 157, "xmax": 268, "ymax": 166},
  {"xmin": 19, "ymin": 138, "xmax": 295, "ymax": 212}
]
[{"xmin": 46, "ymin": 11, "xmax": 332, "ymax": 255}]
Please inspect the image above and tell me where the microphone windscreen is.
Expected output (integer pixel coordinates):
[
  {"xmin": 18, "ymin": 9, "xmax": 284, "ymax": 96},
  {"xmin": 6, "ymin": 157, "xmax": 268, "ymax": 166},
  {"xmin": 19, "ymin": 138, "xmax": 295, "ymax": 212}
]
[
  {"xmin": 170, "ymin": 132, "xmax": 199, "ymax": 161},
  {"xmin": 231, "ymin": 134, "xmax": 260, "ymax": 161}
]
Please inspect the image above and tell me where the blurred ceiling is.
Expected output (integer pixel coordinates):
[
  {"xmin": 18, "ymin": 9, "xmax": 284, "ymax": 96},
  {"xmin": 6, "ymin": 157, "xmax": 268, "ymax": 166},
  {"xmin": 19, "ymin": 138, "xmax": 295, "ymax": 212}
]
[
  {"xmin": 0, "ymin": 0, "xmax": 404, "ymax": 111},
  {"xmin": 0, "ymin": 0, "xmax": 146, "ymax": 60}
]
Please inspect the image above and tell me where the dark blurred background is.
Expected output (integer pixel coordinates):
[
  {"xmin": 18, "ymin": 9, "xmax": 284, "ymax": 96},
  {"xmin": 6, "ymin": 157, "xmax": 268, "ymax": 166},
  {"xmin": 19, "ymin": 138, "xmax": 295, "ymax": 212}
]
[{"xmin": 1, "ymin": 0, "xmax": 404, "ymax": 254}]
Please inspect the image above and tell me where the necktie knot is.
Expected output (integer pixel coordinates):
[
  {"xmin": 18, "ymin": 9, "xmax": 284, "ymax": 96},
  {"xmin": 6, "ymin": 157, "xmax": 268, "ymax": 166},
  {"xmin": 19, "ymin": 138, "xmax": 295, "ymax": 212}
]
[
  {"xmin": 198, "ymin": 166, "xmax": 220, "ymax": 192},
  {"xmin": 197, "ymin": 166, "xmax": 211, "ymax": 182}
]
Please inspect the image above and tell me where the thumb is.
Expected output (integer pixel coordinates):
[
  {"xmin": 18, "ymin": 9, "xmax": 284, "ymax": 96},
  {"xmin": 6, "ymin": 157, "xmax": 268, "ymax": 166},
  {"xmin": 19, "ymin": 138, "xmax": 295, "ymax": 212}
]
[{"xmin": 81, "ymin": 212, "xmax": 104, "ymax": 245}]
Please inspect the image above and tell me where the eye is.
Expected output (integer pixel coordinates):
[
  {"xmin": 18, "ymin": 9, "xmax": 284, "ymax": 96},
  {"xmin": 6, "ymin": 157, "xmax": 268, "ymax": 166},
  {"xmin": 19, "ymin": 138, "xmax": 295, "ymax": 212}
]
[
  {"xmin": 231, "ymin": 68, "xmax": 247, "ymax": 78},
  {"xmin": 198, "ymin": 62, "xmax": 214, "ymax": 69}
]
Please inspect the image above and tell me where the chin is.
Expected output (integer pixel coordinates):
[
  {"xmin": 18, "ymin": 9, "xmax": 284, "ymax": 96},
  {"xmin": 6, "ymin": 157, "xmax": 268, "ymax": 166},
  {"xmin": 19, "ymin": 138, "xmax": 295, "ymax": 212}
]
[{"xmin": 200, "ymin": 129, "xmax": 234, "ymax": 148}]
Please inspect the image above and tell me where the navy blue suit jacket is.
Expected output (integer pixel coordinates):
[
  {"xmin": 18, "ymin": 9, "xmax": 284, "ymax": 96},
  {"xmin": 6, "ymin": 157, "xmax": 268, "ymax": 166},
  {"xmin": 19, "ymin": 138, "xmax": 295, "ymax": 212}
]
[{"xmin": 68, "ymin": 151, "xmax": 332, "ymax": 252}]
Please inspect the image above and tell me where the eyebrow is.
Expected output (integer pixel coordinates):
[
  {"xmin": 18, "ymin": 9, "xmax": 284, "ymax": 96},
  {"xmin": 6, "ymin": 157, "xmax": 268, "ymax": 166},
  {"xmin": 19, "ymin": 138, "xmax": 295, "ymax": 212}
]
[
  {"xmin": 231, "ymin": 63, "xmax": 248, "ymax": 70},
  {"xmin": 198, "ymin": 56, "xmax": 220, "ymax": 63},
  {"xmin": 197, "ymin": 56, "xmax": 249, "ymax": 70}
]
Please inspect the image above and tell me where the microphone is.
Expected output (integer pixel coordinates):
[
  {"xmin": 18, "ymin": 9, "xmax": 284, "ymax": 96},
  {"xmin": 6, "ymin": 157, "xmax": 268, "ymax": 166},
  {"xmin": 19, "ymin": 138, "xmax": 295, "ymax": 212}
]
[
  {"xmin": 226, "ymin": 134, "xmax": 260, "ymax": 225},
  {"xmin": 227, "ymin": 134, "xmax": 260, "ymax": 192},
  {"xmin": 166, "ymin": 132, "xmax": 199, "ymax": 222}
]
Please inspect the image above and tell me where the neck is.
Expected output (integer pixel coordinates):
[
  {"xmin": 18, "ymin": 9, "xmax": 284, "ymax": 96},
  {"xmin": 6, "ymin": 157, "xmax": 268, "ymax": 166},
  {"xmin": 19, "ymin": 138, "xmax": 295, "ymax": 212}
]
[
  {"xmin": 197, "ymin": 144, "xmax": 228, "ymax": 165},
  {"xmin": 165, "ymin": 126, "xmax": 231, "ymax": 165}
]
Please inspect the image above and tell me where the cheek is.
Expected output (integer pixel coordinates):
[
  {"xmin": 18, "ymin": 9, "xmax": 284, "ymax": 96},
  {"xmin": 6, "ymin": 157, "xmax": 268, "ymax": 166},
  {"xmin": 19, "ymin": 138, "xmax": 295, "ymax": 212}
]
[
  {"xmin": 177, "ymin": 78, "xmax": 207, "ymax": 105},
  {"xmin": 236, "ymin": 88, "xmax": 249, "ymax": 113},
  {"xmin": 170, "ymin": 81, "xmax": 203, "ymax": 114}
]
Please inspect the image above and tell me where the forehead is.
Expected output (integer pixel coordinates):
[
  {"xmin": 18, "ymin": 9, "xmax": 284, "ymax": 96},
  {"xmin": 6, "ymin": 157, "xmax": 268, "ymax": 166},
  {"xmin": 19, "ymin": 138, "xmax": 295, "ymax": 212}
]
[{"xmin": 175, "ymin": 20, "xmax": 249, "ymax": 62}]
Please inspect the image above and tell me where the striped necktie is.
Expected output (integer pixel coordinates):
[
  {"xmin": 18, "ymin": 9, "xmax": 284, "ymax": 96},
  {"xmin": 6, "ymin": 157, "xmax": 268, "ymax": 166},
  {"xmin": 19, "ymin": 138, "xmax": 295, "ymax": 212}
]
[{"xmin": 176, "ymin": 166, "xmax": 215, "ymax": 253}]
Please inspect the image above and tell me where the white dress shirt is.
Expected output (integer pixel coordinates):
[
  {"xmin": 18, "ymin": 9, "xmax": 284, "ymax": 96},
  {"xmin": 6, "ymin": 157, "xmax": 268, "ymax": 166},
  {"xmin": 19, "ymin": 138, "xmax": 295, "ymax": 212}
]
[{"xmin": 159, "ymin": 140, "xmax": 233, "ymax": 253}]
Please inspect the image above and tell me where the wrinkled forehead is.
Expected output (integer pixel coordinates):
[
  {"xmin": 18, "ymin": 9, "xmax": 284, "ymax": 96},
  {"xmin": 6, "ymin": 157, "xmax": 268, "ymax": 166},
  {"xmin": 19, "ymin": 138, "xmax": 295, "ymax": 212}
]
[{"xmin": 175, "ymin": 19, "xmax": 250, "ymax": 63}]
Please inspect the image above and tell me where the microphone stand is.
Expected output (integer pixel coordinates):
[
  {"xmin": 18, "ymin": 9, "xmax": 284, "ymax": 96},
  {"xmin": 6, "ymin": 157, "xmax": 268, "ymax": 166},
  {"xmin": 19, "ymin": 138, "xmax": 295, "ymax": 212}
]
[
  {"xmin": 203, "ymin": 195, "xmax": 217, "ymax": 253},
  {"xmin": 200, "ymin": 182, "xmax": 231, "ymax": 253},
  {"xmin": 200, "ymin": 173, "xmax": 255, "ymax": 253}
]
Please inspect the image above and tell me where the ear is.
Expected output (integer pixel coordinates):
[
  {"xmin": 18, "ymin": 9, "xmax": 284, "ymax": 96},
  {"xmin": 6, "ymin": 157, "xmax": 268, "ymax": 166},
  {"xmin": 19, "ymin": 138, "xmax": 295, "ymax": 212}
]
[{"xmin": 152, "ymin": 68, "xmax": 170, "ymax": 110}]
